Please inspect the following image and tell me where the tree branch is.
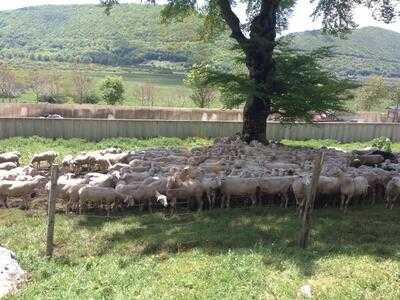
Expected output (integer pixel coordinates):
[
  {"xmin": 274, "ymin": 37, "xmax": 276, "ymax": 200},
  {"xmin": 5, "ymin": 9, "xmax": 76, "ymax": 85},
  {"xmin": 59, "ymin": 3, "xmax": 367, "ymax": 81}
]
[{"xmin": 217, "ymin": 0, "xmax": 248, "ymax": 46}]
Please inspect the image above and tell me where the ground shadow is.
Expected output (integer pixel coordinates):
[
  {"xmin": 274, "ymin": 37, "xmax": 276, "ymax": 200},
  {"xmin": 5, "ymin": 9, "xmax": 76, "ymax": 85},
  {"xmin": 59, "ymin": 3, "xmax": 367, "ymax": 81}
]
[{"xmin": 74, "ymin": 204, "xmax": 400, "ymax": 277}]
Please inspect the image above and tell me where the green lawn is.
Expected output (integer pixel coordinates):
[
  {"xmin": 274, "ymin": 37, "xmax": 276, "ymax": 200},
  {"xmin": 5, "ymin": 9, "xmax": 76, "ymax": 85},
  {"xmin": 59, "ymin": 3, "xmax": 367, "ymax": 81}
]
[{"xmin": 2, "ymin": 206, "xmax": 400, "ymax": 299}]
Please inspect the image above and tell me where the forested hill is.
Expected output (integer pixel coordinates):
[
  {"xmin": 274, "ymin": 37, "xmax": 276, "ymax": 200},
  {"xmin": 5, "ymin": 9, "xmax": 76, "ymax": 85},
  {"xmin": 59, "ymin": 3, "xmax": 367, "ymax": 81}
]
[
  {"xmin": 288, "ymin": 27, "xmax": 400, "ymax": 78},
  {"xmin": 0, "ymin": 4, "xmax": 399, "ymax": 79},
  {"xmin": 0, "ymin": 4, "xmax": 209, "ymax": 70}
]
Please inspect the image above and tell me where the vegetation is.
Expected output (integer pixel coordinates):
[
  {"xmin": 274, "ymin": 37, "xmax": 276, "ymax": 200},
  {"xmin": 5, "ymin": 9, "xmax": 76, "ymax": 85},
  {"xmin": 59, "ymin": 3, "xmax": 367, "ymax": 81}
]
[
  {"xmin": 0, "ymin": 4, "xmax": 212, "ymax": 70},
  {"xmin": 2, "ymin": 206, "xmax": 400, "ymax": 299},
  {"xmin": 184, "ymin": 64, "xmax": 217, "ymax": 108},
  {"xmin": 288, "ymin": 27, "xmax": 400, "ymax": 79},
  {"xmin": 99, "ymin": 76, "xmax": 125, "ymax": 105},
  {"xmin": 371, "ymin": 137, "xmax": 392, "ymax": 153},
  {"xmin": 355, "ymin": 76, "xmax": 389, "ymax": 111}
]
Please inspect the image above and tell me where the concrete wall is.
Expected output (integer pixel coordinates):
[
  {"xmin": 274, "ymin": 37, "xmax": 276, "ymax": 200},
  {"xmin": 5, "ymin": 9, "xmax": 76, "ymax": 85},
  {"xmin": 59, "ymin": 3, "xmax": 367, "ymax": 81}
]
[
  {"xmin": 1, "ymin": 118, "xmax": 400, "ymax": 142},
  {"xmin": 0, "ymin": 103, "xmax": 243, "ymax": 121}
]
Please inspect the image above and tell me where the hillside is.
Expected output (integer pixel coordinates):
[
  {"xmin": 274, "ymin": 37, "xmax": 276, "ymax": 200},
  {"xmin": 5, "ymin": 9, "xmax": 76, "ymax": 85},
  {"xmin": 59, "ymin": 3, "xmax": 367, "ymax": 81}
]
[
  {"xmin": 0, "ymin": 5, "xmax": 399, "ymax": 79},
  {"xmin": 288, "ymin": 27, "xmax": 400, "ymax": 78},
  {"xmin": 0, "ymin": 4, "xmax": 210, "ymax": 70}
]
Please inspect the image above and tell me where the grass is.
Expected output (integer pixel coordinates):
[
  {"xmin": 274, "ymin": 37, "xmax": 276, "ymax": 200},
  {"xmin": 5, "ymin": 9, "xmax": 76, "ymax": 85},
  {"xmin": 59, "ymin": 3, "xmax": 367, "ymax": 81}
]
[
  {"xmin": 0, "ymin": 136, "xmax": 212, "ymax": 165},
  {"xmin": 2, "ymin": 206, "xmax": 400, "ymax": 299}
]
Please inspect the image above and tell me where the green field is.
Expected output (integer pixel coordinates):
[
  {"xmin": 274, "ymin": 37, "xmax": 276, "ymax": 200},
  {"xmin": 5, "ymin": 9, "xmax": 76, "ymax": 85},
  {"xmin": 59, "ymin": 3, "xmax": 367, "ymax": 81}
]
[{"xmin": 2, "ymin": 206, "xmax": 400, "ymax": 299}]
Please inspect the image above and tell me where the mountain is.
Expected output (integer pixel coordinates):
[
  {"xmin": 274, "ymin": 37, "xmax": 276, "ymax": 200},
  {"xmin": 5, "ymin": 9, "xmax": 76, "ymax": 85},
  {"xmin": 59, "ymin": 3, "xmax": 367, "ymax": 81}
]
[
  {"xmin": 0, "ymin": 4, "xmax": 209, "ymax": 70},
  {"xmin": 0, "ymin": 4, "xmax": 399, "ymax": 79},
  {"xmin": 287, "ymin": 27, "xmax": 400, "ymax": 79}
]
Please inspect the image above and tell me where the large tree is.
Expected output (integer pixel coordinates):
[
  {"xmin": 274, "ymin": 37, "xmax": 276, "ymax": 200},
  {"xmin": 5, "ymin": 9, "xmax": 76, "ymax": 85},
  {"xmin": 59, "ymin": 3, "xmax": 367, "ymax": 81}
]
[{"xmin": 101, "ymin": 0, "xmax": 399, "ymax": 143}]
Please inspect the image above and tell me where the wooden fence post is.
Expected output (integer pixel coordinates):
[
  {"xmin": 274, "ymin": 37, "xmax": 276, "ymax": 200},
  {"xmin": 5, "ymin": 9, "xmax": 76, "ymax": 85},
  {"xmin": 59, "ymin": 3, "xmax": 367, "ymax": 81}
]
[
  {"xmin": 46, "ymin": 164, "xmax": 59, "ymax": 257},
  {"xmin": 298, "ymin": 152, "xmax": 324, "ymax": 249}
]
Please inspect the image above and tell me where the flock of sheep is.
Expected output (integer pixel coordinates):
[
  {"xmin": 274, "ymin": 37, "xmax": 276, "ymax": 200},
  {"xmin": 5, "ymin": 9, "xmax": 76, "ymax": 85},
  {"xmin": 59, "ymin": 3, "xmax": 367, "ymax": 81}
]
[{"xmin": 1, "ymin": 135, "xmax": 400, "ymax": 215}]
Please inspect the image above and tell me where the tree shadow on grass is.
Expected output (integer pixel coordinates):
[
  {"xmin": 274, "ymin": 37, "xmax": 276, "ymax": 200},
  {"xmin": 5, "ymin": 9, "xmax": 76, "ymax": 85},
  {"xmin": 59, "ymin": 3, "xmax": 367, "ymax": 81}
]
[{"xmin": 74, "ymin": 205, "xmax": 400, "ymax": 277}]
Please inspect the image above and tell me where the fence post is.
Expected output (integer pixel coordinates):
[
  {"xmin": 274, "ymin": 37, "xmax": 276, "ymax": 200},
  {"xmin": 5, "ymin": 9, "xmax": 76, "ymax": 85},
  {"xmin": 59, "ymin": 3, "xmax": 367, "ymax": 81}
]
[
  {"xmin": 46, "ymin": 164, "xmax": 59, "ymax": 257},
  {"xmin": 298, "ymin": 152, "xmax": 324, "ymax": 249}
]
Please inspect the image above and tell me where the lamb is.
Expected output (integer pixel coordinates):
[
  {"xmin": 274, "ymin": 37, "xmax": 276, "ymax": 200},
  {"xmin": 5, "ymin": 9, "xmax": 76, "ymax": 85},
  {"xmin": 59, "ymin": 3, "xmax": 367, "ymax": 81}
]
[
  {"xmin": 30, "ymin": 151, "xmax": 57, "ymax": 169},
  {"xmin": 0, "ymin": 162, "xmax": 18, "ymax": 171},
  {"xmin": 78, "ymin": 185, "xmax": 125, "ymax": 215},
  {"xmin": 0, "ymin": 152, "xmax": 20, "ymax": 165},
  {"xmin": 385, "ymin": 177, "xmax": 400, "ymax": 209},
  {"xmin": 220, "ymin": 177, "xmax": 259, "ymax": 208}
]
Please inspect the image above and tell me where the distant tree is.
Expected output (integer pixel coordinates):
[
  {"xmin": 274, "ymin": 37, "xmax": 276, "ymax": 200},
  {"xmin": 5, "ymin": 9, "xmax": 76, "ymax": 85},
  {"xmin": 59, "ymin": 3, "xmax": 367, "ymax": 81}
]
[
  {"xmin": 71, "ymin": 67, "xmax": 93, "ymax": 104},
  {"xmin": 184, "ymin": 64, "xmax": 217, "ymax": 108},
  {"xmin": 31, "ymin": 70, "xmax": 65, "ymax": 104},
  {"xmin": 135, "ymin": 82, "xmax": 158, "ymax": 106},
  {"xmin": 0, "ymin": 63, "xmax": 18, "ymax": 102},
  {"xmin": 356, "ymin": 76, "xmax": 388, "ymax": 111},
  {"xmin": 100, "ymin": 76, "xmax": 125, "ymax": 105}
]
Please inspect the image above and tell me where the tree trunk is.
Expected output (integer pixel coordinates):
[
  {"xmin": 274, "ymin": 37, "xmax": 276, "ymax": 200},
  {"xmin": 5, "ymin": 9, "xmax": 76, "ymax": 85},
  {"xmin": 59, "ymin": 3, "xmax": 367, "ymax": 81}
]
[
  {"xmin": 242, "ymin": 96, "xmax": 269, "ymax": 144},
  {"xmin": 242, "ymin": 47, "xmax": 274, "ymax": 144}
]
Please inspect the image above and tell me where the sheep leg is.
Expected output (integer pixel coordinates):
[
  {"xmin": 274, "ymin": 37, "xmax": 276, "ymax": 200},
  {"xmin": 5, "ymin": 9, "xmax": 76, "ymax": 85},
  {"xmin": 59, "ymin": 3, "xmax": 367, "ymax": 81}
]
[
  {"xmin": 250, "ymin": 195, "xmax": 257, "ymax": 207},
  {"xmin": 148, "ymin": 199, "xmax": 153, "ymax": 214},
  {"xmin": 220, "ymin": 195, "xmax": 225, "ymax": 209},
  {"xmin": 340, "ymin": 194, "xmax": 346, "ymax": 211},
  {"xmin": 0, "ymin": 195, "xmax": 8, "ymax": 208},
  {"xmin": 283, "ymin": 194, "xmax": 289, "ymax": 209},
  {"xmin": 206, "ymin": 192, "xmax": 212, "ymax": 209},
  {"xmin": 197, "ymin": 195, "xmax": 203, "ymax": 212},
  {"xmin": 211, "ymin": 193, "xmax": 216, "ymax": 209},
  {"xmin": 226, "ymin": 195, "xmax": 230, "ymax": 209},
  {"xmin": 344, "ymin": 195, "xmax": 352, "ymax": 214}
]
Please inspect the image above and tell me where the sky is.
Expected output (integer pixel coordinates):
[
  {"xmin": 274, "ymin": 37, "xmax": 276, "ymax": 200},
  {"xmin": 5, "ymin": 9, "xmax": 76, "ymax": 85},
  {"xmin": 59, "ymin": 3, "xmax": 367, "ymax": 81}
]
[{"xmin": 0, "ymin": 0, "xmax": 399, "ymax": 34}]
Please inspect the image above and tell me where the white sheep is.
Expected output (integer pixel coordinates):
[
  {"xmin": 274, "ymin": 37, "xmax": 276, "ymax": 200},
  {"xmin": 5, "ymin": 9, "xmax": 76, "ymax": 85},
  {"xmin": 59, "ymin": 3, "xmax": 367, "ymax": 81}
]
[
  {"xmin": 385, "ymin": 177, "xmax": 400, "ymax": 209},
  {"xmin": 78, "ymin": 185, "xmax": 125, "ymax": 216},
  {"xmin": 0, "ymin": 152, "xmax": 20, "ymax": 165},
  {"xmin": 0, "ymin": 162, "xmax": 18, "ymax": 171},
  {"xmin": 220, "ymin": 177, "xmax": 259, "ymax": 208},
  {"xmin": 30, "ymin": 151, "xmax": 57, "ymax": 169}
]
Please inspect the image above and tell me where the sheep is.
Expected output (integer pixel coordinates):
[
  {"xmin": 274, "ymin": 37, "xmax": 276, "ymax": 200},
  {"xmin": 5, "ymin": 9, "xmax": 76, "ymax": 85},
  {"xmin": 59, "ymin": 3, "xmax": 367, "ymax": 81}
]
[
  {"xmin": 62, "ymin": 155, "xmax": 74, "ymax": 172},
  {"xmin": 85, "ymin": 173, "xmax": 117, "ymax": 188},
  {"xmin": 0, "ymin": 162, "xmax": 18, "ymax": 171},
  {"xmin": 78, "ymin": 185, "xmax": 125, "ymax": 216},
  {"xmin": 220, "ymin": 177, "xmax": 259, "ymax": 208},
  {"xmin": 126, "ymin": 177, "xmax": 168, "ymax": 212},
  {"xmin": 258, "ymin": 176, "xmax": 295, "ymax": 208},
  {"xmin": 100, "ymin": 148, "xmax": 123, "ymax": 155},
  {"xmin": 166, "ymin": 177, "xmax": 204, "ymax": 213},
  {"xmin": 200, "ymin": 176, "xmax": 222, "ymax": 209},
  {"xmin": 385, "ymin": 177, "xmax": 400, "ymax": 209},
  {"xmin": 30, "ymin": 151, "xmax": 57, "ymax": 169},
  {"xmin": 0, "ymin": 176, "xmax": 47, "ymax": 209},
  {"xmin": 337, "ymin": 173, "xmax": 369, "ymax": 213},
  {"xmin": 103, "ymin": 152, "xmax": 130, "ymax": 164},
  {"xmin": 0, "ymin": 152, "xmax": 20, "ymax": 165}
]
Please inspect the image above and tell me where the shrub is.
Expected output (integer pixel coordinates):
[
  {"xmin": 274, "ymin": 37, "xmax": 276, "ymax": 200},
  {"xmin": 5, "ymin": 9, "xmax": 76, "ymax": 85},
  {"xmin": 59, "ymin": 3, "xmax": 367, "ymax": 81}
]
[
  {"xmin": 99, "ymin": 76, "xmax": 125, "ymax": 105},
  {"xmin": 371, "ymin": 137, "xmax": 392, "ymax": 152}
]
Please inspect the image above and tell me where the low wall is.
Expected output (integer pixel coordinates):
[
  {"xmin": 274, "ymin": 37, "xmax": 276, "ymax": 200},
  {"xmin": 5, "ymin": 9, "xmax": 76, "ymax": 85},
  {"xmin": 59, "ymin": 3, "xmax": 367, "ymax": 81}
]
[
  {"xmin": 0, "ymin": 103, "xmax": 243, "ymax": 121},
  {"xmin": 1, "ymin": 118, "xmax": 400, "ymax": 142}
]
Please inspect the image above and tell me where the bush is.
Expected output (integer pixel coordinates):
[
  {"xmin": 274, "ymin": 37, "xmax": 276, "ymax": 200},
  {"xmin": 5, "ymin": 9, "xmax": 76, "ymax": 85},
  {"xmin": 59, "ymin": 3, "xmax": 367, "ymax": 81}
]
[
  {"xmin": 79, "ymin": 93, "xmax": 100, "ymax": 104},
  {"xmin": 37, "ymin": 93, "xmax": 66, "ymax": 104},
  {"xmin": 99, "ymin": 76, "xmax": 124, "ymax": 105},
  {"xmin": 371, "ymin": 137, "xmax": 392, "ymax": 152}
]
